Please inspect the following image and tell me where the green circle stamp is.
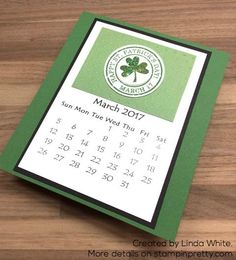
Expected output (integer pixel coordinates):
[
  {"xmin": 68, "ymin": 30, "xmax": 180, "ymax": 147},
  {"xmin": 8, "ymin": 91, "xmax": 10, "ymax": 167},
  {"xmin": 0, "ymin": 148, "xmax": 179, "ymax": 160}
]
[{"xmin": 104, "ymin": 45, "xmax": 164, "ymax": 97}]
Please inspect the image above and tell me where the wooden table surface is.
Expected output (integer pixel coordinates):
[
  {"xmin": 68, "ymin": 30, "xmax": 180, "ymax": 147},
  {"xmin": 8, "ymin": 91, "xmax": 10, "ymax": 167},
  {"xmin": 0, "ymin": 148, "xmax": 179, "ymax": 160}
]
[{"xmin": 0, "ymin": 1, "xmax": 235, "ymax": 259}]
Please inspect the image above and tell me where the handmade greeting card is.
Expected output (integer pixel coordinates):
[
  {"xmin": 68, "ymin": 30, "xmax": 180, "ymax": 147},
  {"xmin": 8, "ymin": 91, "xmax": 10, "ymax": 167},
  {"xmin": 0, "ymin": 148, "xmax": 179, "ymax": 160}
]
[{"xmin": 0, "ymin": 12, "xmax": 229, "ymax": 240}]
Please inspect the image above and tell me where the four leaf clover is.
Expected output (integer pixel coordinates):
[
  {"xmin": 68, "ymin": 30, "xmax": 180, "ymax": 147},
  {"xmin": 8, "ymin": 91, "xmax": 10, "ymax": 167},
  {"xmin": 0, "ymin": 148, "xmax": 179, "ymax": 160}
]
[{"xmin": 120, "ymin": 56, "xmax": 149, "ymax": 83}]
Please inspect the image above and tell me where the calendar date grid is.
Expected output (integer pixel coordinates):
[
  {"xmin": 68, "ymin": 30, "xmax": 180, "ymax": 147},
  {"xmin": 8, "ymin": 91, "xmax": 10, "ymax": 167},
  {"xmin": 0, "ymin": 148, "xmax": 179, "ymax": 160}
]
[{"xmin": 35, "ymin": 115, "xmax": 167, "ymax": 191}]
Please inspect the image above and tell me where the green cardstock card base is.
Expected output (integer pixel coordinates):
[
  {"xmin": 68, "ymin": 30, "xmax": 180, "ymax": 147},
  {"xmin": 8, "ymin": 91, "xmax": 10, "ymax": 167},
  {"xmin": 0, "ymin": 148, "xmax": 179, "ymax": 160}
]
[{"xmin": 0, "ymin": 12, "xmax": 229, "ymax": 240}]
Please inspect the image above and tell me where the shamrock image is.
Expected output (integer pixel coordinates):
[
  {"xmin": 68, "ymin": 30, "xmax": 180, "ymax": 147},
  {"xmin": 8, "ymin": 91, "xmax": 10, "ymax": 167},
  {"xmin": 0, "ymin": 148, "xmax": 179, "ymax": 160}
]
[{"xmin": 120, "ymin": 56, "xmax": 149, "ymax": 83}]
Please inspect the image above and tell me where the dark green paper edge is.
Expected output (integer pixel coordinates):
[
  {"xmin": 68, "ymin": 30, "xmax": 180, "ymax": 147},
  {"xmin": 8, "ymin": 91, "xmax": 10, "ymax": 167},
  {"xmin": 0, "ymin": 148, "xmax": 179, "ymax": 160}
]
[{"xmin": 0, "ymin": 12, "xmax": 229, "ymax": 240}]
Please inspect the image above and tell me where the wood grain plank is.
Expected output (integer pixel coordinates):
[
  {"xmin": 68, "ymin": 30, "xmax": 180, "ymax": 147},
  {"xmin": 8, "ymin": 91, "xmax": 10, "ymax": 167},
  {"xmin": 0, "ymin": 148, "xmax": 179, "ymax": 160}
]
[
  {"xmin": 0, "ymin": 250, "xmax": 94, "ymax": 260},
  {"xmin": 0, "ymin": 61, "xmax": 52, "ymax": 84},
  {"xmin": 0, "ymin": 106, "xmax": 26, "ymax": 130},
  {"xmin": 201, "ymin": 124, "xmax": 236, "ymax": 156},
  {"xmin": 0, "ymin": 250, "xmax": 234, "ymax": 260},
  {"xmin": 0, "ymin": 171, "xmax": 60, "ymax": 218},
  {"xmin": 0, "ymin": 130, "xmax": 14, "ymax": 151},
  {"xmin": 0, "ymin": 218, "xmax": 235, "ymax": 251},
  {"xmin": 183, "ymin": 185, "xmax": 236, "ymax": 219},
  {"xmin": 194, "ymin": 155, "xmax": 236, "ymax": 185},
  {"xmin": 0, "ymin": 1, "xmax": 235, "ymax": 28}
]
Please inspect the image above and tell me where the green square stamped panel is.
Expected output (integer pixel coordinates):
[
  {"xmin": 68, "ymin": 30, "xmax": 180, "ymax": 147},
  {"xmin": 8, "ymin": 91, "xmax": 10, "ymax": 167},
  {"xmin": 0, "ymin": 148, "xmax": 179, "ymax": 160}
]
[{"xmin": 73, "ymin": 28, "xmax": 196, "ymax": 122}]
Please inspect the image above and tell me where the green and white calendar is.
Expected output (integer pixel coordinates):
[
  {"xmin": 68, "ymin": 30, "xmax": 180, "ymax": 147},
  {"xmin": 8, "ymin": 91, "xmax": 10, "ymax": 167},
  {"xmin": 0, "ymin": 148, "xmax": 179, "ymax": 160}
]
[{"xmin": 0, "ymin": 12, "xmax": 229, "ymax": 240}]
